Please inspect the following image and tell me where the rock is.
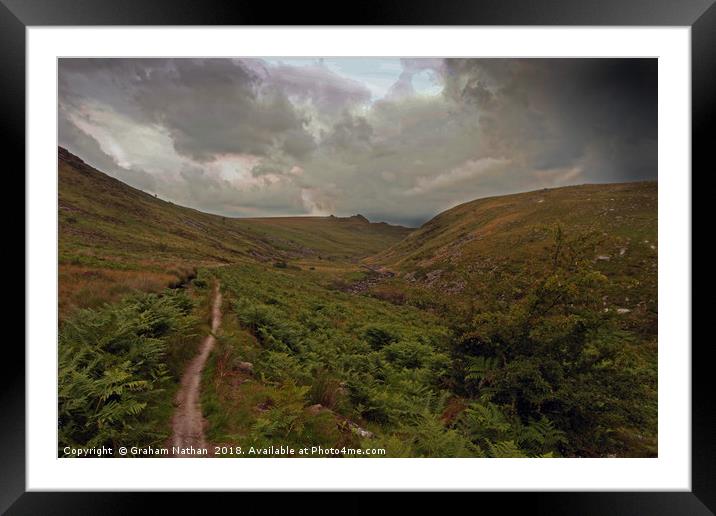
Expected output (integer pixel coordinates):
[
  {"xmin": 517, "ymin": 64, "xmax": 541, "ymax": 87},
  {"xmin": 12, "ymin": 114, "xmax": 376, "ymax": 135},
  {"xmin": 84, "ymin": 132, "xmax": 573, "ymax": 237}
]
[
  {"xmin": 425, "ymin": 269, "xmax": 443, "ymax": 284},
  {"xmin": 446, "ymin": 280, "xmax": 466, "ymax": 293},
  {"xmin": 346, "ymin": 421, "xmax": 374, "ymax": 438},
  {"xmin": 236, "ymin": 361, "xmax": 254, "ymax": 373},
  {"xmin": 307, "ymin": 404, "xmax": 324, "ymax": 415},
  {"xmin": 596, "ymin": 255, "xmax": 611, "ymax": 261},
  {"xmin": 616, "ymin": 308, "xmax": 631, "ymax": 314}
]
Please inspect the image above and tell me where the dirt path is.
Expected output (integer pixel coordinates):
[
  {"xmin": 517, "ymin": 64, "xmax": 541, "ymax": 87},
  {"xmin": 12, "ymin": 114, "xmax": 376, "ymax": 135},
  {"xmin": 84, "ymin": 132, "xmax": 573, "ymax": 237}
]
[{"xmin": 171, "ymin": 282, "xmax": 222, "ymax": 454}]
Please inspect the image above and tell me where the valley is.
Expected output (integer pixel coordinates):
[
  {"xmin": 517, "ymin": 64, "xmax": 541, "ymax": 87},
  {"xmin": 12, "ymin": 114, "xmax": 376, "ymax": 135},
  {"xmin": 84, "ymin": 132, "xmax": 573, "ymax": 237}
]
[{"xmin": 57, "ymin": 148, "xmax": 657, "ymax": 458}]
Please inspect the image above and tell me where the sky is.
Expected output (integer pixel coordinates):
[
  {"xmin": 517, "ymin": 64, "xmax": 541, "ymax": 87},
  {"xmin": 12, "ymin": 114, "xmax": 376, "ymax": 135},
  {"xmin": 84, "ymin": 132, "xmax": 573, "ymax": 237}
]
[{"xmin": 58, "ymin": 58, "xmax": 657, "ymax": 227}]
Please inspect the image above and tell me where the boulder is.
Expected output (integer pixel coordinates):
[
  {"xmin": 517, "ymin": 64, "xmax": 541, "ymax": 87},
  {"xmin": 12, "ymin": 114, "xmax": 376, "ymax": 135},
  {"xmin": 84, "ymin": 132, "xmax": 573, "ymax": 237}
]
[
  {"xmin": 307, "ymin": 404, "xmax": 324, "ymax": 415},
  {"xmin": 236, "ymin": 361, "xmax": 254, "ymax": 373}
]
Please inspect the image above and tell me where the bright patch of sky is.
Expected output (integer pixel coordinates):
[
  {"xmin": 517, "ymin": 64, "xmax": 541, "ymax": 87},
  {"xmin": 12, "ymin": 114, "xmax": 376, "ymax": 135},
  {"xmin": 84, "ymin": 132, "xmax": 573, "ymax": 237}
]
[
  {"xmin": 263, "ymin": 58, "xmax": 441, "ymax": 101},
  {"xmin": 412, "ymin": 69, "xmax": 443, "ymax": 96}
]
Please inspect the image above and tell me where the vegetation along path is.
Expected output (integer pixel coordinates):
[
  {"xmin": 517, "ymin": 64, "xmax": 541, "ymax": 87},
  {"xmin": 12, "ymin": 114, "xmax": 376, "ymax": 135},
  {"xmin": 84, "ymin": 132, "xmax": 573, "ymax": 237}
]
[{"xmin": 171, "ymin": 281, "xmax": 222, "ymax": 454}]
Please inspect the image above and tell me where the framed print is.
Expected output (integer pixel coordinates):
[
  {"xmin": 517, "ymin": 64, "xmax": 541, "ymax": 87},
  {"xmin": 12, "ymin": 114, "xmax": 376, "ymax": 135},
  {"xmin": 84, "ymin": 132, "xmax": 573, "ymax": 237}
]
[{"xmin": 5, "ymin": 0, "xmax": 711, "ymax": 513}]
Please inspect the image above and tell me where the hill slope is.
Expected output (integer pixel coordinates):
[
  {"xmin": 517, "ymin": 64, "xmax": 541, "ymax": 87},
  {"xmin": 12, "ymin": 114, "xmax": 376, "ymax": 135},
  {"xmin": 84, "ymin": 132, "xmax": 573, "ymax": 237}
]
[
  {"xmin": 58, "ymin": 147, "xmax": 411, "ymax": 316},
  {"xmin": 367, "ymin": 182, "xmax": 657, "ymax": 336},
  {"xmin": 371, "ymin": 182, "xmax": 656, "ymax": 270},
  {"xmin": 58, "ymin": 148, "xmax": 658, "ymax": 457}
]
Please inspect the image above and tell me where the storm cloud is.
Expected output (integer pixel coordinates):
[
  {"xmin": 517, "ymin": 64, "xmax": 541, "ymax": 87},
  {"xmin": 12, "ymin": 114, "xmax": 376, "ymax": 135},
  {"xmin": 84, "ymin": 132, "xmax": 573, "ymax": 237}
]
[{"xmin": 58, "ymin": 58, "xmax": 656, "ymax": 226}]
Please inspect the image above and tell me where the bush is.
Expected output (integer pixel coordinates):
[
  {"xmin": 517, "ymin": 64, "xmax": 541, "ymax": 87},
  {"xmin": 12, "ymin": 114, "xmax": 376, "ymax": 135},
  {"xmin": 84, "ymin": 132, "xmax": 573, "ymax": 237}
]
[
  {"xmin": 255, "ymin": 351, "xmax": 309, "ymax": 384},
  {"xmin": 382, "ymin": 340, "xmax": 433, "ymax": 369},
  {"xmin": 362, "ymin": 324, "xmax": 400, "ymax": 350},
  {"xmin": 250, "ymin": 382, "xmax": 310, "ymax": 443},
  {"xmin": 308, "ymin": 368, "xmax": 343, "ymax": 409}
]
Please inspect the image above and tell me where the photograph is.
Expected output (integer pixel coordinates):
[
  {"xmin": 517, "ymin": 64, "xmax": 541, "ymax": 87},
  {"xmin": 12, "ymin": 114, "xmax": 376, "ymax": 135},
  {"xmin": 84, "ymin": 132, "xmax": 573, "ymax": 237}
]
[
  {"xmin": 3, "ymin": 0, "xmax": 708, "ymax": 507},
  {"xmin": 56, "ymin": 57, "xmax": 658, "ymax": 460}
]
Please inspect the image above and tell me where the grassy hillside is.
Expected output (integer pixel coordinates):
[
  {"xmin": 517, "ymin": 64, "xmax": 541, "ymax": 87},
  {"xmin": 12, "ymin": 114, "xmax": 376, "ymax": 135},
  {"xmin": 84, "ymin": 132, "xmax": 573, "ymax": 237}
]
[
  {"xmin": 58, "ymin": 149, "xmax": 657, "ymax": 457},
  {"xmin": 58, "ymin": 147, "xmax": 410, "ymax": 318},
  {"xmin": 371, "ymin": 182, "xmax": 656, "ymax": 268},
  {"xmin": 356, "ymin": 182, "xmax": 658, "ymax": 456},
  {"xmin": 367, "ymin": 182, "xmax": 657, "ymax": 336},
  {"xmin": 194, "ymin": 182, "xmax": 658, "ymax": 457},
  {"xmin": 233, "ymin": 215, "xmax": 410, "ymax": 262}
]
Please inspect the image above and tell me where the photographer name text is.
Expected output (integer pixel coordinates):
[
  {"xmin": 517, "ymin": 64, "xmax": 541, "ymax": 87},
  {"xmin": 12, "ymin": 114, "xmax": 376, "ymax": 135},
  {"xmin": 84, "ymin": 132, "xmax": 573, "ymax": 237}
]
[{"xmin": 62, "ymin": 445, "xmax": 386, "ymax": 457}]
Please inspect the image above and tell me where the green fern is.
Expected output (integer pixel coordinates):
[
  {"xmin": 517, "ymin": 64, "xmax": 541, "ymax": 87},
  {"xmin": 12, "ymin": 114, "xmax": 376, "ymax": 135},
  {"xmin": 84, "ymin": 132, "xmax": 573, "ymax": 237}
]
[
  {"xmin": 488, "ymin": 440, "xmax": 527, "ymax": 458},
  {"xmin": 519, "ymin": 417, "xmax": 567, "ymax": 454},
  {"xmin": 58, "ymin": 289, "xmax": 195, "ymax": 454},
  {"xmin": 464, "ymin": 355, "xmax": 499, "ymax": 384}
]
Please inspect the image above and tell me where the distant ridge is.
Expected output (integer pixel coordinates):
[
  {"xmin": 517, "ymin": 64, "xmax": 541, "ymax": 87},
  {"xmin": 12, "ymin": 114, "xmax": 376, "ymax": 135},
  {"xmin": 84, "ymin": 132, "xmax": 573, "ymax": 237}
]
[{"xmin": 59, "ymin": 146, "xmax": 412, "ymax": 262}]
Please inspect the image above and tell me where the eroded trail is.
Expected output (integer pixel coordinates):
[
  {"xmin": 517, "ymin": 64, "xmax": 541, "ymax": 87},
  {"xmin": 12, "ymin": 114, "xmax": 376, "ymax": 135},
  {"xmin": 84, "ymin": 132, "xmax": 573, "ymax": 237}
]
[{"xmin": 171, "ymin": 282, "xmax": 222, "ymax": 454}]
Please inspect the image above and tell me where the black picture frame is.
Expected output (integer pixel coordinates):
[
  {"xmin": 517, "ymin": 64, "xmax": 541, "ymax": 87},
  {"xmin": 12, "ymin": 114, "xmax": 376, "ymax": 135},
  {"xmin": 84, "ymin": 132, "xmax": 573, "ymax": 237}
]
[{"xmin": 4, "ymin": 0, "xmax": 710, "ymax": 513}]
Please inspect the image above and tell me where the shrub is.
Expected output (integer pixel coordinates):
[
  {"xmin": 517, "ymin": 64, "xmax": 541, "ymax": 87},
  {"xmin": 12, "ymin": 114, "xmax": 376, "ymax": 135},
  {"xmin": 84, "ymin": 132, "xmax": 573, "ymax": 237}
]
[
  {"xmin": 362, "ymin": 324, "xmax": 400, "ymax": 350},
  {"xmin": 250, "ymin": 382, "xmax": 309, "ymax": 443},
  {"xmin": 308, "ymin": 368, "xmax": 343, "ymax": 409},
  {"xmin": 382, "ymin": 340, "xmax": 434, "ymax": 369},
  {"xmin": 255, "ymin": 351, "xmax": 309, "ymax": 384}
]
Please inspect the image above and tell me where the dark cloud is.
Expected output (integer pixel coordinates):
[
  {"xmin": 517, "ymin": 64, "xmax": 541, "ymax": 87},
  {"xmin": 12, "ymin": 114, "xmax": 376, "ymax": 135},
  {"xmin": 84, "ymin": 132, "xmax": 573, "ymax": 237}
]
[
  {"xmin": 280, "ymin": 127, "xmax": 317, "ymax": 158},
  {"xmin": 58, "ymin": 58, "xmax": 657, "ymax": 225},
  {"xmin": 132, "ymin": 59, "xmax": 314, "ymax": 161},
  {"xmin": 250, "ymin": 159, "xmax": 289, "ymax": 178},
  {"xmin": 443, "ymin": 58, "xmax": 657, "ymax": 183},
  {"xmin": 322, "ymin": 112, "xmax": 374, "ymax": 153},
  {"xmin": 262, "ymin": 61, "xmax": 372, "ymax": 115},
  {"xmin": 60, "ymin": 58, "xmax": 316, "ymax": 162}
]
